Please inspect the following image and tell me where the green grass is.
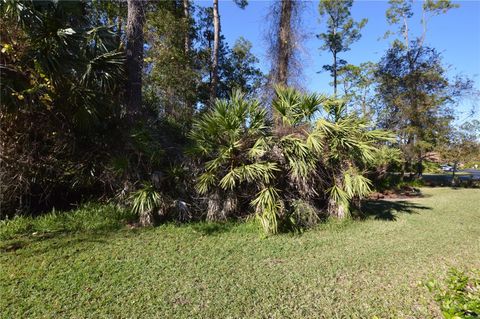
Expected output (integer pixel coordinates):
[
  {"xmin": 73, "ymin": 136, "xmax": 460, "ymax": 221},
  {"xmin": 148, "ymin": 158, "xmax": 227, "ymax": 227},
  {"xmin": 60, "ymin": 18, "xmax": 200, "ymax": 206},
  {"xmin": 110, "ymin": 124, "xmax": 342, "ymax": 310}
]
[
  {"xmin": 1, "ymin": 188, "xmax": 479, "ymax": 318},
  {"xmin": 0, "ymin": 203, "xmax": 135, "ymax": 241}
]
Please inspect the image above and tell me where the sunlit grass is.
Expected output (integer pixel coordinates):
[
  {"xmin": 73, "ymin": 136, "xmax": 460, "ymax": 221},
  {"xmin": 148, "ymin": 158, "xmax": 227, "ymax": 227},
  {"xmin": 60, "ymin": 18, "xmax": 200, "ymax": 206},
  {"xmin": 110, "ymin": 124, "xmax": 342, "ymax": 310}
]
[{"xmin": 1, "ymin": 188, "xmax": 479, "ymax": 318}]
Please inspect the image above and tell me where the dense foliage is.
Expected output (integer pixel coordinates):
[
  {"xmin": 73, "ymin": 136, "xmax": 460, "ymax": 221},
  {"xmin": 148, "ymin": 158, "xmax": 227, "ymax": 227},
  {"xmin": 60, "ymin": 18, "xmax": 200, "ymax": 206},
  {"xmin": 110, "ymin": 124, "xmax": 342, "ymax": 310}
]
[
  {"xmin": 1, "ymin": 0, "xmax": 478, "ymax": 234},
  {"xmin": 190, "ymin": 87, "xmax": 393, "ymax": 234},
  {"xmin": 0, "ymin": 0, "xmax": 264, "ymax": 220},
  {"xmin": 1, "ymin": 1, "xmax": 125, "ymax": 217}
]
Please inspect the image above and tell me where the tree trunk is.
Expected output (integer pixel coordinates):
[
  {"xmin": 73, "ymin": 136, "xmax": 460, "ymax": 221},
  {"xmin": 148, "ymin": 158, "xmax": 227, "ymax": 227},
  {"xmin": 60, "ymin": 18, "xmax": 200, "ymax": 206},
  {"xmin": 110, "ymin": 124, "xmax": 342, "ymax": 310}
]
[
  {"xmin": 183, "ymin": 0, "xmax": 190, "ymax": 54},
  {"xmin": 139, "ymin": 210, "xmax": 154, "ymax": 227},
  {"xmin": 451, "ymin": 161, "xmax": 457, "ymax": 186},
  {"xmin": 210, "ymin": 0, "xmax": 220, "ymax": 104},
  {"xmin": 126, "ymin": 0, "xmax": 145, "ymax": 121},
  {"xmin": 333, "ymin": 50, "xmax": 337, "ymax": 96},
  {"xmin": 328, "ymin": 197, "xmax": 346, "ymax": 219},
  {"xmin": 328, "ymin": 172, "xmax": 348, "ymax": 219},
  {"xmin": 416, "ymin": 155, "xmax": 423, "ymax": 178},
  {"xmin": 276, "ymin": 0, "xmax": 293, "ymax": 86},
  {"xmin": 403, "ymin": 14, "xmax": 409, "ymax": 49},
  {"xmin": 400, "ymin": 160, "xmax": 406, "ymax": 182}
]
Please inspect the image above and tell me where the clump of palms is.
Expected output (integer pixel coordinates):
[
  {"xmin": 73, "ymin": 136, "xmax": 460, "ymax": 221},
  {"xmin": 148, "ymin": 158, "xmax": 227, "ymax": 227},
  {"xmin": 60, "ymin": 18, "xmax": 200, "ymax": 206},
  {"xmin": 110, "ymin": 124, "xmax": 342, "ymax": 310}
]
[
  {"xmin": 191, "ymin": 87, "xmax": 393, "ymax": 234},
  {"xmin": 191, "ymin": 87, "xmax": 322, "ymax": 233},
  {"xmin": 189, "ymin": 91, "xmax": 271, "ymax": 221},
  {"xmin": 317, "ymin": 100, "xmax": 395, "ymax": 217},
  {"xmin": 190, "ymin": 87, "xmax": 389, "ymax": 233}
]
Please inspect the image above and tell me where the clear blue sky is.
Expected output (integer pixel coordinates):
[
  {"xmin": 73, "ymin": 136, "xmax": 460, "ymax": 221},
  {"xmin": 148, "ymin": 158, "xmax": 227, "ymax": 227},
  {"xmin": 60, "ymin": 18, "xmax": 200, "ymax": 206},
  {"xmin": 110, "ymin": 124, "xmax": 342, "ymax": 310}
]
[{"xmin": 196, "ymin": 0, "xmax": 480, "ymax": 123}]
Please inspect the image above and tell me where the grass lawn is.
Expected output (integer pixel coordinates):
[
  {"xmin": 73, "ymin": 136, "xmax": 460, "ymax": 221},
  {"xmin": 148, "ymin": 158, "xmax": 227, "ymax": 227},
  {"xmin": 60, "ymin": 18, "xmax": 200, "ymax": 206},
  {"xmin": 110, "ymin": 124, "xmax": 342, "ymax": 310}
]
[{"xmin": 1, "ymin": 188, "xmax": 479, "ymax": 318}]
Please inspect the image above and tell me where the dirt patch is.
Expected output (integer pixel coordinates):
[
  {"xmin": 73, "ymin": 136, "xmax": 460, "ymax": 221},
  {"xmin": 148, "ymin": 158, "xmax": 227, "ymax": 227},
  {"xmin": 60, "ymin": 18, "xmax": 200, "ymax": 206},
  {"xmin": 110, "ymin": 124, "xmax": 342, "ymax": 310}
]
[{"xmin": 370, "ymin": 186, "xmax": 423, "ymax": 200}]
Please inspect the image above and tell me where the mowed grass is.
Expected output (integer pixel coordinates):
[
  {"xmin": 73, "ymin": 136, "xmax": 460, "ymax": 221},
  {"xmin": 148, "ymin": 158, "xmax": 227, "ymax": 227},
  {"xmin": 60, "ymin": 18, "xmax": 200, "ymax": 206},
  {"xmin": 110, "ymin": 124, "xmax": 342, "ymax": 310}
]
[{"xmin": 1, "ymin": 188, "xmax": 479, "ymax": 318}]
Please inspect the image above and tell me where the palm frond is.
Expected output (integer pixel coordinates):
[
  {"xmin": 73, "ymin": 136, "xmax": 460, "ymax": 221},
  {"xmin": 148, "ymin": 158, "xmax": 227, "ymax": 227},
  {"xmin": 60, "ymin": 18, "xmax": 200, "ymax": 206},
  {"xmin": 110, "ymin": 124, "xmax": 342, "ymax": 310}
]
[
  {"xmin": 196, "ymin": 172, "xmax": 216, "ymax": 195},
  {"xmin": 251, "ymin": 186, "xmax": 282, "ymax": 234}
]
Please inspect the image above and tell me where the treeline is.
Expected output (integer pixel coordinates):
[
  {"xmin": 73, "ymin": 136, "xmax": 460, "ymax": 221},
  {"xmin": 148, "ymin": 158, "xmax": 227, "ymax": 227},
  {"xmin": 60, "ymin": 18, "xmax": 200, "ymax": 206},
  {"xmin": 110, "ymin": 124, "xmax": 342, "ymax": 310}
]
[
  {"xmin": 1, "ymin": 0, "xmax": 478, "ymax": 233},
  {"xmin": 0, "ymin": 0, "xmax": 264, "ymax": 217}
]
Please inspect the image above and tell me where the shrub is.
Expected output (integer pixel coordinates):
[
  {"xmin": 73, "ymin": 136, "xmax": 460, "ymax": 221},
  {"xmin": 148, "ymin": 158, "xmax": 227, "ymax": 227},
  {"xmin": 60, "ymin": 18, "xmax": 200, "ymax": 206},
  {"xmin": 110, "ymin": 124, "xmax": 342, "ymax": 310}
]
[
  {"xmin": 190, "ymin": 88, "xmax": 393, "ymax": 234},
  {"xmin": 426, "ymin": 268, "xmax": 480, "ymax": 319},
  {"xmin": 464, "ymin": 161, "xmax": 480, "ymax": 169},
  {"xmin": 369, "ymin": 145, "xmax": 404, "ymax": 178},
  {"xmin": 423, "ymin": 160, "xmax": 442, "ymax": 173},
  {"xmin": 130, "ymin": 182, "xmax": 168, "ymax": 226}
]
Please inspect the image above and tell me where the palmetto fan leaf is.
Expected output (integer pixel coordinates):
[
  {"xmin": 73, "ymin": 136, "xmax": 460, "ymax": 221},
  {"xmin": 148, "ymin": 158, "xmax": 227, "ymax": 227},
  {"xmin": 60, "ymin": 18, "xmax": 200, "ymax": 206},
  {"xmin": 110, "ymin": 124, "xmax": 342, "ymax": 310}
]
[
  {"xmin": 131, "ymin": 183, "xmax": 161, "ymax": 217},
  {"xmin": 251, "ymin": 187, "xmax": 283, "ymax": 234},
  {"xmin": 248, "ymin": 137, "xmax": 272, "ymax": 159},
  {"xmin": 280, "ymin": 135, "xmax": 317, "ymax": 179},
  {"xmin": 2, "ymin": 0, "xmax": 124, "ymax": 130},
  {"xmin": 196, "ymin": 172, "xmax": 216, "ymax": 195},
  {"xmin": 205, "ymin": 142, "xmax": 241, "ymax": 171},
  {"xmin": 272, "ymin": 85, "xmax": 327, "ymax": 127},
  {"xmin": 80, "ymin": 51, "xmax": 125, "ymax": 92},
  {"xmin": 305, "ymin": 131, "xmax": 325, "ymax": 155},
  {"xmin": 343, "ymin": 168, "xmax": 372, "ymax": 198},
  {"xmin": 219, "ymin": 162, "xmax": 279, "ymax": 190}
]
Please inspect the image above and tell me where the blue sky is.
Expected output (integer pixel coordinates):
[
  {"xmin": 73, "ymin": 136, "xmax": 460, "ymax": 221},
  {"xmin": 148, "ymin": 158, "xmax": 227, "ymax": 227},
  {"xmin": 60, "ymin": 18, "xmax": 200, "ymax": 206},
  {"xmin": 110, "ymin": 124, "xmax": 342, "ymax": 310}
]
[{"xmin": 196, "ymin": 0, "xmax": 480, "ymax": 123}]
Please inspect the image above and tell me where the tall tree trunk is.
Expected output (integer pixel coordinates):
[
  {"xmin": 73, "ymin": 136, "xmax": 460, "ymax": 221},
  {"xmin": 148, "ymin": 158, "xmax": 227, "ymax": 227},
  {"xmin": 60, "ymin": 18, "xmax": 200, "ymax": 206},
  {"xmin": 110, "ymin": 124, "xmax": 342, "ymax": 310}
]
[
  {"xmin": 210, "ymin": 0, "xmax": 220, "ymax": 104},
  {"xmin": 361, "ymin": 89, "xmax": 368, "ymax": 119},
  {"xmin": 276, "ymin": 0, "xmax": 293, "ymax": 86},
  {"xmin": 183, "ymin": 0, "xmax": 190, "ymax": 54},
  {"xmin": 271, "ymin": 0, "xmax": 295, "ymax": 127},
  {"xmin": 126, "ymin": 0, "xmax": 145, "ymax": 121},
  {"xmin": 403, "ymin": 13, "xmax": 409, "ymax": 49},
  {"xmin": 333, "ymin": 50, "xmax": 337, "ymax": 96},
  {"xmin": 181, "ymin": 0, "xmax": 195, "ymax": 120},
  {"xmin": 400, "ymin": 160, "xmax": 406, "ymax": 182}
]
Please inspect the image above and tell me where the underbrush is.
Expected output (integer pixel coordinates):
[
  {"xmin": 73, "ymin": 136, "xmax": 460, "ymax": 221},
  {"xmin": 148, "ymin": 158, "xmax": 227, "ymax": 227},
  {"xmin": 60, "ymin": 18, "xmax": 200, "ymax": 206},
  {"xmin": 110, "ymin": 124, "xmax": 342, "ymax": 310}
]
[
  {"xmin": 373, "ymin": 173, "xmax": 424, "ymax": 193},
  {"xmin": 0, "ymin": 203, "xmax": 135, "ymax": 241}
]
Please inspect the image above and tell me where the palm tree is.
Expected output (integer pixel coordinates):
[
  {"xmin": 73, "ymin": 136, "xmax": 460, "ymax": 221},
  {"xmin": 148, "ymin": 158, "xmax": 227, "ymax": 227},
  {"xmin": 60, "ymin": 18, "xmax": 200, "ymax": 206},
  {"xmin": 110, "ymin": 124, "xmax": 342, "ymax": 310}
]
[
  {"xmin": 190, "ymin": 90, "xmax": 270, "ymax": 220},
  {"xmin": 315, "ymin": 100, "xmax": 394, "ymax": 217},
  {"xmin": 191, "ymin": 88, "xmax": 393, "ymax": 234},
  {"xmin": 191, "ymin": 88, "xmax": 325, "ymax": 233}
]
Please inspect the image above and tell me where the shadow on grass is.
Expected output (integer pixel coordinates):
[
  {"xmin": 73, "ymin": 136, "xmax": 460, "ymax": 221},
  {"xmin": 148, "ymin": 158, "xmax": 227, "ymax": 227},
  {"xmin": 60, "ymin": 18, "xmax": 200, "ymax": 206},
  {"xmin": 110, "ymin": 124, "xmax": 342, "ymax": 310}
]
[
  {"xmin": 190, "ymin": 222, "xmax": 239, "ymax": 236},
  {"xmin": 0, "ymin": 231, "xmax": 116, "ymax": 255},
  {"xmin": 360, "ymin": 200, "xmax": 431, "ymax": 221}
]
